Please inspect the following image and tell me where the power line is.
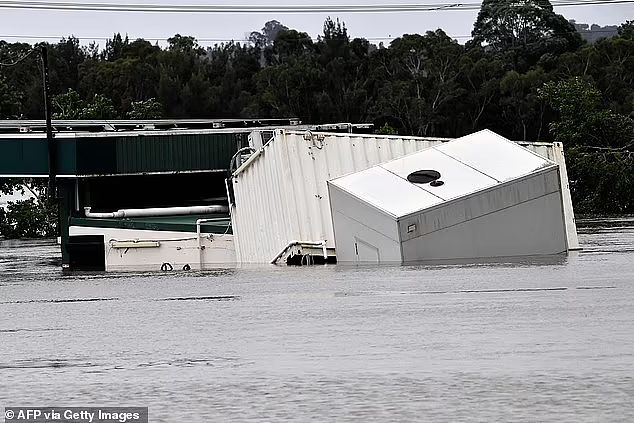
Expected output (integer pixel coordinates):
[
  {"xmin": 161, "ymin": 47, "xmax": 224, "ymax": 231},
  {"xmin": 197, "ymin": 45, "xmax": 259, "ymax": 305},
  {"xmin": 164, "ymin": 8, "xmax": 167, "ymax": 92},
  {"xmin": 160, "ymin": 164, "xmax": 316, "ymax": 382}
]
[
  {"xmin": 0, "ymin": 0, "xmax": 632, "ymax": 14},
  {"xmin": 0, "ymin": 1, "xmax": 475, "ymax": 13},
  {"xmin": 0, "ymin": 34, "xmax": 476, "ymax": 43}
]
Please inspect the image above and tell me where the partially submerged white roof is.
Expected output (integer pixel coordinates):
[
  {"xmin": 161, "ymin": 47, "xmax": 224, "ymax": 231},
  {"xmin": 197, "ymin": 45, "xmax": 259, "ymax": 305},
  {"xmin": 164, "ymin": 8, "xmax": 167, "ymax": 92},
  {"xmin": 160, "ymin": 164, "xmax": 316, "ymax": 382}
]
[{"xmin": 328, "ymin": 129, "xmax": 556, "ymax": 218}]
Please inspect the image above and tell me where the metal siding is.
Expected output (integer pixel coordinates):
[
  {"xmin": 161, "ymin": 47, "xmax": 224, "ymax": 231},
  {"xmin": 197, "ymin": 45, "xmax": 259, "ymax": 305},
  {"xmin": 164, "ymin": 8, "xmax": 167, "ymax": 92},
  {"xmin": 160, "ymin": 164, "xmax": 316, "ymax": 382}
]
[
  {"xmin": 77, "ymin": 138, "xmax": 117, "ymax": 175},
  {"xmin": 400, "ymin": 191, "xmax": 567, "ymax": 262},
  {"xmin": 231, "ymin": 130, "xmax": 443, "ymax": 263},
  {"xmin": 56, "ymin": 138, "xmax": 77, "ymax": 175},
  {"xmin": 398, "ymin": 168, "xmax": 561, "ymax": 242},
  {"xmin": 0, "ymin": 138, "xmax": 48, "ymax": 175},
  {"xmin": 115, "ymin": 133, "xmax": 238, "ymax": 174}
]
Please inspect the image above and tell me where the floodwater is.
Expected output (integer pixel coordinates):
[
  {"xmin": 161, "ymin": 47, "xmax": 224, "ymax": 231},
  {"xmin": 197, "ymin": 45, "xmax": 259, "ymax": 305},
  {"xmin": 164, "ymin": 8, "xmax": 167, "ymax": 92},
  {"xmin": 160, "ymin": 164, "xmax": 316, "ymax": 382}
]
[{"xmin": 1, "ymin": 218, "xmax": 633, "ymax": 422}]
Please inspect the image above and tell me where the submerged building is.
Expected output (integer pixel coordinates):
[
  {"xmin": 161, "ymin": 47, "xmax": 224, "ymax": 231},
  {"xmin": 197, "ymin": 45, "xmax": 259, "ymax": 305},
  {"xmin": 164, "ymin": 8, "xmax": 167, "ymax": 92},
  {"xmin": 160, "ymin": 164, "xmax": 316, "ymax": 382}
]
[{"xmin": 0, "ymin": 120, "xmax": 578, "ymax": 270}]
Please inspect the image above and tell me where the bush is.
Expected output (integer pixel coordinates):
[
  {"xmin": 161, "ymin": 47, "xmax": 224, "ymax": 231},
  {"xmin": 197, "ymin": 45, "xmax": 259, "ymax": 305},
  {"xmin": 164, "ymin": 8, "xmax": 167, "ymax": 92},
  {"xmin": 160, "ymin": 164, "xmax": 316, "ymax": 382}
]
[{"xmin": 0, "ymin": 198, "xmax": 57, "ymax": 239}]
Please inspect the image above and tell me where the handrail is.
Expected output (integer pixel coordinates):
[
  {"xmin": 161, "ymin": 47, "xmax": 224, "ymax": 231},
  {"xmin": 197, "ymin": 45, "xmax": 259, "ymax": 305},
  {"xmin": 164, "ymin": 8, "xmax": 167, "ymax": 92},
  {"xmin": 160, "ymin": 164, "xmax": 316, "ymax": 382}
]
[{"xmin": 270, "ymin": 240, "xmax": 327, "ymax": 265}]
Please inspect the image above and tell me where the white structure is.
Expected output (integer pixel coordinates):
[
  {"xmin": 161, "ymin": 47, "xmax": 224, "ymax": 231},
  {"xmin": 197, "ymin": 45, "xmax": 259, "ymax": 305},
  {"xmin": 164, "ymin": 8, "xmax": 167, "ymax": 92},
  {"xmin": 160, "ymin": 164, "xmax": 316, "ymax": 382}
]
[
  {"xmin": 229, "ymin": 129, "xmax": 578, "ymax": 264},
  {"xmin": 229, "ymin": 129, "xmax": 447, "ymax": 263},
  {"xmin": 69, "ymin": 226, "xmax": 235, "ymax": 272},
  {"xmin": 327, "ymin": 130, "xmax": 569, "ymax": 264}
]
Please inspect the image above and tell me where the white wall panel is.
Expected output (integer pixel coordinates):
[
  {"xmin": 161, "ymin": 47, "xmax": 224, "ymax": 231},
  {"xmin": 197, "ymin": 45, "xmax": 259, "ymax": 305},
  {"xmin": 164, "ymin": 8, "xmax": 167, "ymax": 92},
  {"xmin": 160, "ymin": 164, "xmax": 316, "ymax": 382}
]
[{"xmin": 400, "ymin": 191, "xmax": 567, "ymax": 262}]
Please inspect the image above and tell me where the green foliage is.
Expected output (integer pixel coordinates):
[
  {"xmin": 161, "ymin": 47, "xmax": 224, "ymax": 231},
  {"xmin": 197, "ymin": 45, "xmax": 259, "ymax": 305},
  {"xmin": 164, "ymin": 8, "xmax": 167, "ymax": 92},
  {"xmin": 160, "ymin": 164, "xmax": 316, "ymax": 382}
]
[
  {"xmin": 249, "ymin": 20, "xmax": 289, "ymax": 48},
  {"xmin": 471, "ymin": 0, "xmax": 581, "ymax": 70},
  {"xmin": 167, "ymin": 34, "xmax": 204, "ymax": 55},
  {"xmin": 81, "ymin": 94, "xmax": 117, "ymax": 119},
  {"xmin": 0, "ymin": 75, "xmax": 23, "ymax": 118},
  {"xmin": 372, "ymin": 30, "xmax": 465, "ymax": 136},
  {"xmin": 376, "ymin": 124, "xmax": 397, "ymax": 135},
  {"xmin": 499, "ymin": 68, "xmax": 549, "ymax": 140},
  {"xmin": 618, "ymin": 20, "xmax": 634, "ymax": 40},
  {"xmin": 0, "ymin": 178, "xmax": 57, "ymax": 239},
  {"xmin": 128, "ymin": 98, "xmax": 163, "ymax": 119},
  {"xmin": 52, "ymin": 88, "xmax": 83, "ymax": 119},
  {"xmin": 0, "ymin": 198, "xmax": 57, "ymax": 239},
  {"xmin": 539, "ymin": 77, "xmax": 634, "ymax": 147},
  {"xmin": 566, "ymin": 148, "xmax": 634, "ymax": 213},
  {"xmin": 52, "ymin": 89, "xmax": 118, "ymax": 119}
]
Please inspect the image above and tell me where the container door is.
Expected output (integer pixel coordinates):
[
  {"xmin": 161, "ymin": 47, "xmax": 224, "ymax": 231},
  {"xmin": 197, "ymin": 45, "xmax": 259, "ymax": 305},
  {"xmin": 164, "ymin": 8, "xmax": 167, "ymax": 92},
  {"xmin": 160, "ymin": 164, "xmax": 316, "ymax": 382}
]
[{"xmin": 354, "ymin": 238, "xmax": 380, "ymax": 263}]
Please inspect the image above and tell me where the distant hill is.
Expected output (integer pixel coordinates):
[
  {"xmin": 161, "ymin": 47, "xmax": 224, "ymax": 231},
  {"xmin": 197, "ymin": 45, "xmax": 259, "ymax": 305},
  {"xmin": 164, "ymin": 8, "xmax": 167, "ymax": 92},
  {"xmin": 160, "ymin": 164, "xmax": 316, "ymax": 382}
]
[{"xmin": 570, "ymin": 20, "xmax": 619, "ymax": 43}]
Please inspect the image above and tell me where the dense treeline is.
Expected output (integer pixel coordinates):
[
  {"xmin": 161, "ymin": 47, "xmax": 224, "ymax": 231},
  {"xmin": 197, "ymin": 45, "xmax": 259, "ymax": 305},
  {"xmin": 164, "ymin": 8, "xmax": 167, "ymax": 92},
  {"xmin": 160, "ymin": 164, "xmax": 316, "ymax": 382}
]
[{"xmin": 0, "ymin": 0, "xmax": 633, "ymax": 237}]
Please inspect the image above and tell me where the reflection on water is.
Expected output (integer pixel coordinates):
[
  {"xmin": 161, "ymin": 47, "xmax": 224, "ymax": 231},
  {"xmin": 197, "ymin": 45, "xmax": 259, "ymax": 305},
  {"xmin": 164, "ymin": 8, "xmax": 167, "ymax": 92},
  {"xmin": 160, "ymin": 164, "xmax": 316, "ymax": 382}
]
[{"xmin": 1, "ymin": 217, "xmax": 633, "ymax": 422}]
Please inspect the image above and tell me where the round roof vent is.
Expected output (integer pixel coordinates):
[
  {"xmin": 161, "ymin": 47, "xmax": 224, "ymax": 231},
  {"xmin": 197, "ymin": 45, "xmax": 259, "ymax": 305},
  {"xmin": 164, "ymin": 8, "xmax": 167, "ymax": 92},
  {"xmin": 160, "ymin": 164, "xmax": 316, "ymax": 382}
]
[{"xmin": 407, "ymin": 170, "xmax": 441, "ymax": 184}]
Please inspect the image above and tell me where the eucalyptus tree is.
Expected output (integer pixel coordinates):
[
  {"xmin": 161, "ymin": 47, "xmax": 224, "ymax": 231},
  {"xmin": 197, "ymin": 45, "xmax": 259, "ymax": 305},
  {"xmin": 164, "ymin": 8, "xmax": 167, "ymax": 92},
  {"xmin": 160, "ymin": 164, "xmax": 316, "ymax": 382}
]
[
  {"xmin": 373, "ymin": 30, "xmax": 464, "ymax": 136},
  {"xmin": 471, "ymin": 0, "xmax": 581, "ymax": 69}
]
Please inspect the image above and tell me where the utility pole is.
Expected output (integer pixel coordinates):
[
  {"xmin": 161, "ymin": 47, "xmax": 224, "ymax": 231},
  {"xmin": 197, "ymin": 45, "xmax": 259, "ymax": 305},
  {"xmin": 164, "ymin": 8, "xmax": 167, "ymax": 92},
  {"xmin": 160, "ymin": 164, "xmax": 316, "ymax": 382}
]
[{"xmin": 40, "ymin": 45, "xmax": 56, "ymax": 200}]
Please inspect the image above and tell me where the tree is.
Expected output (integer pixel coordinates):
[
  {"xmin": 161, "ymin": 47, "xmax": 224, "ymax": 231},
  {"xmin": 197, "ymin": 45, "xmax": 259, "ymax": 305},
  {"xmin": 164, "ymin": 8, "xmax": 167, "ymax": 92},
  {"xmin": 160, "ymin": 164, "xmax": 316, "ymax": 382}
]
[
  {"xmin": 272, "ymin": 30, "xmax": 314, "ymax": 62},
  {"xmin": 0, "ymin": 75, "xmax": 23, "ymax": 118},
  {"xmin": 167, "ymin": 34, "xmax": 204, "ymax": 55},
  {"xmin": 81, "ymin": 94, "xmax": 118, "ymax": 119},
  {"xmin": 0, "ymin": 198, "xmax": 57, "ymax": 239},
  {"xmin": 471, "ymin": 0, "xmax": 581, "ymax": 69},
  {"xmin": 458, "ymin": 53, "xmax": 504, "ymax": 132},
  {"xmin": 103, "ymin": 33, "xmax": 129, "ymax": 61},
  {"xmin": 52, "ymin": 89, "xmax": 118, "ymax": 119},
  {"xmin": 373, "ymin": 31, "xmax": 464, "ymax": 136},
  {"xmin": 539, "ymin": 77, "xmax": 634, "ymax": 147},
  {"xmin": 0, "ymin": 179, "xmax": 57, "ymax": 239},
  {"xmin": 618, "ymin": 20, "xmax": 634, "ymax": 40},
  {"xmin": 128, "ymin": 98, "xmax": 163, "ymax": 119},
  {"xmin": 249, "ymin": 20, "xmax": 289, "ymax": 47},
  {"xmin": 499, "ymin": 68, "xmax": 550, "ymax": 140}
]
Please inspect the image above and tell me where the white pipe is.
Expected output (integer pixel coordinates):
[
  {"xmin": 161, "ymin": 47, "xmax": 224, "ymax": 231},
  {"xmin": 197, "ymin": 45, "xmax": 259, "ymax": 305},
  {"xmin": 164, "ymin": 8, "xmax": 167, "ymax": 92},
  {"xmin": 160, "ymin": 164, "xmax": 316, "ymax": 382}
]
[
  {"xmin": 195, "ymin": 218, "xmax": 213, "ymax": 270},
  {"xmin": 270, "ymin": 240, "xmax": 327, "ymax": 264},
  {"xmin": 84, "ymin": 205, "xmax": 228, "ymax": 219}
]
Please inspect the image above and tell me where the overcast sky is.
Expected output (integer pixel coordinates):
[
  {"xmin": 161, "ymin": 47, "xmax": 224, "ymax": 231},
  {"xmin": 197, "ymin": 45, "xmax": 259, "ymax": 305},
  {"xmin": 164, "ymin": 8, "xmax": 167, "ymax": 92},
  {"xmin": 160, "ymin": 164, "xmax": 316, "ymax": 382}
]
[{"xmin": 1, "ymin": 0, "xmax": 632, "ymax": 47}]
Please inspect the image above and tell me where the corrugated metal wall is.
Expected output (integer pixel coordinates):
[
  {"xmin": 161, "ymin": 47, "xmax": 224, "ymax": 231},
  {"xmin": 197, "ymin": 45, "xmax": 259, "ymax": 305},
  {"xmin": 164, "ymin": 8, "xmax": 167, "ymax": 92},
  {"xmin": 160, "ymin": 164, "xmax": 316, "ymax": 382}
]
[
  {"xmin": 230, "ymin": 131, "xmax": 579, "ymax": 263},
  {"xmin": 116, "ymin": 133, "xmax": 246, "ymax": 174},
  {"xmin": 230, "ymin": 130, "xmax": 447, "ymax": 263}
]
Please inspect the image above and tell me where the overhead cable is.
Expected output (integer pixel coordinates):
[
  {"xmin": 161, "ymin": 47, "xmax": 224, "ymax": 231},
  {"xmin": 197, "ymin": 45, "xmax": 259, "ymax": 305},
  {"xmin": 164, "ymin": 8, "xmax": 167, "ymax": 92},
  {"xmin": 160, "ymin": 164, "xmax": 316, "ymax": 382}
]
[{"xmin": 0, "ymin": 0, "xmax": 632, "ymax": 13}]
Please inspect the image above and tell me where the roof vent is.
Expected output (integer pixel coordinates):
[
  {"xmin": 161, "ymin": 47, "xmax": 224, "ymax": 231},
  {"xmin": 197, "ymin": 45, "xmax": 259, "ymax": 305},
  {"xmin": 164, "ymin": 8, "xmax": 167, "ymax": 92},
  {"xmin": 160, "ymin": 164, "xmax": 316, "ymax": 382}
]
[{"xmin": 407, "ymin": 170, "xmax": 441, "ymax": 184}]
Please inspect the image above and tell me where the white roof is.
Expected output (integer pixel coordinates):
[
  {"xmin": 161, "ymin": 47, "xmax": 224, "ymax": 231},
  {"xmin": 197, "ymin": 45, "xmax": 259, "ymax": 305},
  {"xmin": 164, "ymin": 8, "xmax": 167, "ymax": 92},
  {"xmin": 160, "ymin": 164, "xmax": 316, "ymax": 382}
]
[{"xmin": 328, "ymin": 130, "xmax": 556, "ymax": 218}]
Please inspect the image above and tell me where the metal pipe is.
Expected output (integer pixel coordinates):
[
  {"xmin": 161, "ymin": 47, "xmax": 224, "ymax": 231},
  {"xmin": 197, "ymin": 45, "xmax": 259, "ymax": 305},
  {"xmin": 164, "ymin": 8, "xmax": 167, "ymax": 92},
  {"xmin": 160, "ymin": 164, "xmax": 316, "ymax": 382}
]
[
  {"xmin": 84, "ymin": 205, "xmax": 228, "ymax": 219},
  {"xmin": 196, "ymin": 218, "xmax": 224, "ymax": 270}
]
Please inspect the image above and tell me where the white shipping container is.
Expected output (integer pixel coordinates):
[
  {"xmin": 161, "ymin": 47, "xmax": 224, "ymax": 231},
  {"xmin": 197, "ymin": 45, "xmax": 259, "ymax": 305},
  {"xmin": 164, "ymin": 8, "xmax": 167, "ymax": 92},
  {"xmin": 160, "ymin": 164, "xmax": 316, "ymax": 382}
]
[
  {"xmin": 229, "ymin": 130, "xmax": 446, "ymax": 263},
  {"xmin": 328, "ymin": 130, "xmax": 569, "ymax": 264}
]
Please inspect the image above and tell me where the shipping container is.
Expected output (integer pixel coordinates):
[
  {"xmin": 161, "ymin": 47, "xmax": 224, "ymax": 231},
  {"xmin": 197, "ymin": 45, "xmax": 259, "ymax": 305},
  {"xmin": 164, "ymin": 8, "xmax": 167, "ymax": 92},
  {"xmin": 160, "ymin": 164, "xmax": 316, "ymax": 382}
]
[{"xmin": 328, "ymin": 130, "xmax": 568, "ymax": 264}]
